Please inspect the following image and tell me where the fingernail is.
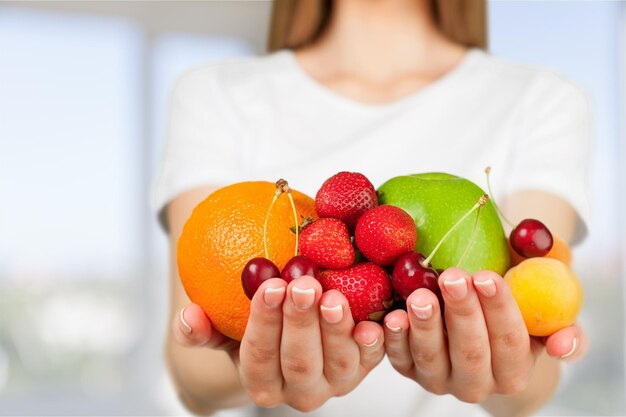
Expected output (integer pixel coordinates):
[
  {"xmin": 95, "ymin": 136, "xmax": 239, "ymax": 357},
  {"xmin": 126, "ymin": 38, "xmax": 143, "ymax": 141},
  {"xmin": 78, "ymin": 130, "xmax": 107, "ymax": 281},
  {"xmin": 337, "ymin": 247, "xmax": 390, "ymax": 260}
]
[
  {"xmin": 292, "ymin": 286, "xmax": 315, "ymax": 309},
  {"xmin": 561, "ymin": 337, "xmax": 578, "ymax": 359},
  {"xmin": 474, "ymin": 279, "xmax": 496, "ymax": 297},
  {"xmin": 320, "ymin": 304, "xmax": 343, "ymax": 324},
  {"xmin": 385, "ymin": 321, "xmax": 403, "ymax": 333},
  {"xmin": 264, "ymin": 286, "xmax": 286, "ymax": 307},
  {"xmin": 443, "ymin": 277, "xmax": 468, "ymax": 299},
  {"xmin": 361, "ymin": 335, "xmax": 379, "ymax": 347},
  {"xmin": 179, "ymin": 308, "xmax": 192, "ymax": 335},
  {"xmin": 410, "ymin": 303, "xmax": 433, "ymax": 320}
]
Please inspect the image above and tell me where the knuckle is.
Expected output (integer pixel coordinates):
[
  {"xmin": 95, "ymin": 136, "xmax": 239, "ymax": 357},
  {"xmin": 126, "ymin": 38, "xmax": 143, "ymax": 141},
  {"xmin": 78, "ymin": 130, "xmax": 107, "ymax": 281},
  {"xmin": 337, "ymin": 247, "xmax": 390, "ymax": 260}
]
[
  {"xmin": 390, "ymin": 360, "xmax": 414, "ymax": 378},
  {"xmin": 249, "ymin": 389, "xmax": 281, "ymax": 408},
  {"xmin": 421, "ymin": 381, "xmax": 447, "ymax": 396},
  {"xmin": 282, "ymin": 356, "xmax": 315, "ymax": 376},
  {"xmin": 246, "ymin": 343, "xmax": 279, "ymax": 363},
  {"xmin": 491, "ymin": 298, "xmax": 509, "ymax": 311},
  {"xmin": 450, "ymin": 304, "xmax": 477, "ymax": 317},
  {"xmin": 498, "ymin": 330, "xmax": 527, "ymax": 349},
  {"xmin": 412, "ymin": 349, "xmax": 439, "ymax": 366},
  {"xmin": 332, "ymin": 384, "xmax": 353, "ymax": 397},
  {"xmin": 460, "ymin": 345, "xmax": 488, "ymax": 367},
  {"xmin": 498, "ymin": 373, "xmax": 531, "ymax": 395},
  {"xmin": 327, "ymin": 356, "xmax": 357, "ymax": 379},
  {"xmin": 283, "ymin": 308, "xmax": 317, "ymax": 328},
  {"xmin": 289, "ymin": 396, "xmax": 323, "ymax": 413},
  {"xmin": 364, "ymin": 346, "xmax": 386, "ymax": 369},
  {"xmin": 455, "ymin": 388, "xmax": 489, "ymax": 404}
]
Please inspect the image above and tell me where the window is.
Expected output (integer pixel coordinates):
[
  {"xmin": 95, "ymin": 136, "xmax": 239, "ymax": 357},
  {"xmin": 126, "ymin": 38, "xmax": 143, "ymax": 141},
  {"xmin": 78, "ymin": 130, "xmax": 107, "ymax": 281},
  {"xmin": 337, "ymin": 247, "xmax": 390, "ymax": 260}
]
[
  {"xmin": 490, "ymin": 1, "xmax": 625, "ymax": 414},
  {"xmin": 0, "ymin": 6, "xmax": 254, "ymax": 414},
  {"xmin": 0, "ymin": 2, "xmax": 623, "ymax": 415}
]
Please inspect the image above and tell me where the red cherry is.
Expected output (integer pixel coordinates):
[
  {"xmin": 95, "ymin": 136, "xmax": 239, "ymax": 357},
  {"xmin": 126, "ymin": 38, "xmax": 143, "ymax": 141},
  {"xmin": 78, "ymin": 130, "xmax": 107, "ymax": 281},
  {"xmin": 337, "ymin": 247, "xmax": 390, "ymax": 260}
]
[
  {"xmin": 391, "ymin": 252, "xmax": 443, "ymax": 307},
  {"xmin": 510, "ymin": 218, "xmax": 553, "ymax": 258},
  {"xmin": 281, "ymin": 255, "xmax": 319, "ymax": 283},
  {"xmin": 241, "ymin": 257, "xmax": 281, "ymax": 300}
]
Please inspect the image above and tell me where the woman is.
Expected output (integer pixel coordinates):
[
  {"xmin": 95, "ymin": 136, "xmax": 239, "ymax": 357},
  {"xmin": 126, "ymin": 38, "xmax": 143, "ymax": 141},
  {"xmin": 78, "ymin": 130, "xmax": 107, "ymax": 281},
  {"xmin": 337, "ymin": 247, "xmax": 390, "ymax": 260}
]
[{"xmin": 153, "ymin": 0, "xmax": 590, "ymax": 415}]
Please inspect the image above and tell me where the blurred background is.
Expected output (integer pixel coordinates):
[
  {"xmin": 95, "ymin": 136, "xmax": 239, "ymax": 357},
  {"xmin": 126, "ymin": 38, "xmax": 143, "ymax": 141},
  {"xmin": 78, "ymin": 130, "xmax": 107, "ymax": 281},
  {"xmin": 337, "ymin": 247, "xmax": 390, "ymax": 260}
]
[{"xmin": 0, "ymin": 1, "xmax": 624, "ymax": 415}]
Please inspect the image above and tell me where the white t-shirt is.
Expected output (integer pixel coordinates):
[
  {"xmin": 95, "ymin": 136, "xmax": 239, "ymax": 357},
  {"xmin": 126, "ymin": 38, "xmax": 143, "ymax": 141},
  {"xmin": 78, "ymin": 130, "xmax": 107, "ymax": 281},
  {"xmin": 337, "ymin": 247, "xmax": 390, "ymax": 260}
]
[{"xmin": 151, "ymin": 48, "xmax": 592, "ymax": 417}]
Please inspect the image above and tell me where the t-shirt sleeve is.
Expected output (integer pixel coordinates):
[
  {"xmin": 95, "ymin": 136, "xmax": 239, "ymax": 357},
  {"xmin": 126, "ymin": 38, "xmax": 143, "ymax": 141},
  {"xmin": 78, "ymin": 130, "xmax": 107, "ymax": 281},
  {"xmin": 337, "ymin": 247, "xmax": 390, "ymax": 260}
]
[
  {"xmin": 504, "ymin": 72, "xmax": 593, "ymax": 245},
  {"xmin": 150, "ymin": 68, "xmax": 244, "ymax": 230}
]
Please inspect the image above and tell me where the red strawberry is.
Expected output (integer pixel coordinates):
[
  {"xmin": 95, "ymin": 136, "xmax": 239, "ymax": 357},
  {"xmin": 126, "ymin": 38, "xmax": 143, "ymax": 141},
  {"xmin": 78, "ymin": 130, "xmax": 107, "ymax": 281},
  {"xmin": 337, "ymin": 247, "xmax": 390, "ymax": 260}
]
[
  {"xmin": 315, "ymin": 172, "xmax": 378, "ymax": 230},
  {"xmin": 299, "ymin": 218, "xmax": 355, "ymax": 269},
  {"xmin": 355, "ymin": 205, "xmax": 417, "ymax": 266},
  {"xmin": 319, "ymin": 263, "xmax": 393, "ymax": 322}
]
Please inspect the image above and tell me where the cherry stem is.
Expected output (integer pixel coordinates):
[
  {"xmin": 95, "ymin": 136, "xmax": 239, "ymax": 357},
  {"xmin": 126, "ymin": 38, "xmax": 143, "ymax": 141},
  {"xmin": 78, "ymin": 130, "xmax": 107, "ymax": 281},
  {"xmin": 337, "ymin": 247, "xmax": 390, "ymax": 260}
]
[
  {"xmin": 263, "ymin": 184, "xmax": 284, "ymax": 259},
  {"xmin": 282, "ymin": 182, "xmax": 300, "ymax": 256},
  {"xmin": 484, "ymin": 167, "xmax": 514, "ymax": 228},
  {"xmin": 421, "ymin": 194, "xmax": 489, "ymax": 268},
  {"xmin": 456, "ymin": 205, "xmax": 483, "ymax": 268}
]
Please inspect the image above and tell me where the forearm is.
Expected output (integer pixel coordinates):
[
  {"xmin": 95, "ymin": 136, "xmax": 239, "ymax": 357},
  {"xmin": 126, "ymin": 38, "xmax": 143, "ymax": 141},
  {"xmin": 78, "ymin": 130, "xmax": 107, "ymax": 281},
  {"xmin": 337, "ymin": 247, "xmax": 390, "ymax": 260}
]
[
  {"xmin": 165, "ymin": 338, "xmax": 251, "ymax": 415},
  {"xmin": 481, "ymin": 351, "xmax": 560, "ymax": 417}
]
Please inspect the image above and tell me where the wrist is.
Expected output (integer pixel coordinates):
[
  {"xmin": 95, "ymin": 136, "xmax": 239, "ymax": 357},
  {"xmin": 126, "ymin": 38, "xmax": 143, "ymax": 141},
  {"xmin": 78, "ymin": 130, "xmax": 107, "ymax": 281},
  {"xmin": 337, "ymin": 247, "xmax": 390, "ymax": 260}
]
[
  {"xmin": 165, "ymin": 339, "xmax": 250, "ymax": 413},
  {"xmin": 481, "ymin": 352, "xmax": 561, "ymax": 417}
]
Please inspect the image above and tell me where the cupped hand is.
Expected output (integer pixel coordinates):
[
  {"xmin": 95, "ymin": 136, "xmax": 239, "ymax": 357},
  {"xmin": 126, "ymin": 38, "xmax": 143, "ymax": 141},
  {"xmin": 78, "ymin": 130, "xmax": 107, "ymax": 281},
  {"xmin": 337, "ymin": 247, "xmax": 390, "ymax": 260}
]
[
  {"xmin": 172, "ymin": 276, "xmax": 386, "ymax": 412},
  {"xmin": 239, "ymin": 276, "xmax": 385, "ymax": 411},
  {"xmin": 383, "ymin": 267, "xmax": 587, "ymax": 403}
]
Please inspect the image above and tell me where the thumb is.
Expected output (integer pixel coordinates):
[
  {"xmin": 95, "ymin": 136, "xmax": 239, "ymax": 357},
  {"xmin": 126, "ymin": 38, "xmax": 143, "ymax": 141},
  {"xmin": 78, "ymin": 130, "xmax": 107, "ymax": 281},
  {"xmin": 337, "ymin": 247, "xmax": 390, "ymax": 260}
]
[
  {"xmin": 172, "ymin": 303, "xmax": 238, "ymax": 350},
  {"xmin": 544, "ymin": 323, "xmax": 587, "ymax": 363}
]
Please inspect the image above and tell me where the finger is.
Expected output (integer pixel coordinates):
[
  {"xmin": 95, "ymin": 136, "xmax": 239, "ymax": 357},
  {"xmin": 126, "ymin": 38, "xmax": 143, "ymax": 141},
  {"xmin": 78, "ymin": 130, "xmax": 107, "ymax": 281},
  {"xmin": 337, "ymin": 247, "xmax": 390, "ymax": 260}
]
[
  {"xmin": 472, "ymin": 270, "xmax": 533, "ymax": 393},
  {"xmin": 440, "ymin": 268, "xmax": 493, "ymax": 400},
  {"xmin": 383, "ymin": 309, "xmax": 412, "ymax": 376},
  {"xmin": 353, "ymin": 320, "xmax": 385, "ymax": 377},
  {"xmin": 405, "ymin": 288, "xmax": 450, "ymax": 395},
  {"xmin": 239, "ymin": 278, "xmax": 287, "ymax": 403},
  {"xmin": 281, "ymin": 276, "xmax": 326, "ymax": 392},
  {"xmin": 172, "ymin": 303, "xmax": 234, "ymax": 349},
  {"xmin": 545, "ymin": 324, "xmax": 587, "ymax": 362},
  {"xmin": 319, "ymin": 290, "xmax": 360, "ymax": 386}
]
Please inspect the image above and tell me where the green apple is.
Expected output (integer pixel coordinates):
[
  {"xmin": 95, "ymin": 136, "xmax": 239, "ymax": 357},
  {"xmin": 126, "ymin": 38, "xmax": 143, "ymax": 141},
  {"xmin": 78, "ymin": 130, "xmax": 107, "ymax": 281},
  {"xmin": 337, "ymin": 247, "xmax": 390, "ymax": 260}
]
[{"xmin": 377, "ymin": 173, "xmax": 510, "ymax": 275}]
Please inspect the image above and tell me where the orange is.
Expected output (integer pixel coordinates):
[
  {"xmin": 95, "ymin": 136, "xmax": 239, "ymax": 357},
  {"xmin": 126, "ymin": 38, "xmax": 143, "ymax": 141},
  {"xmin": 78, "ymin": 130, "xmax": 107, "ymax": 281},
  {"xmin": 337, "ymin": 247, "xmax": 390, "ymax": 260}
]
[
  {"xmin": 177, "ymin": 181, "xmax": 317, "ymax": 341},
  {"xmin": 545, "ymin": 235, "xmax": 572, "ymax": 265},
  {"xmin": 504, "ymin": 257, "xmax": 583, "ymax": 336},
  {"xmin": 507, "ymin": 238, "xmax": 526, "ymax": 266},
  {"xmin": 508, "ymin": 235, "xmax": 572, "ymax": 267}
]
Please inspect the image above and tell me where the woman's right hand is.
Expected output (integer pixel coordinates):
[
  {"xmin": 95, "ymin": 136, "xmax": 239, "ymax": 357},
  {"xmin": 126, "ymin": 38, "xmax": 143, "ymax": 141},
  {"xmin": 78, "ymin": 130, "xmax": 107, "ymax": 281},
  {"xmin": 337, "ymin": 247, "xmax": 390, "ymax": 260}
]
[{"xmin": 172, "ymin": 275, "xmax": 386, "ymax": 412}]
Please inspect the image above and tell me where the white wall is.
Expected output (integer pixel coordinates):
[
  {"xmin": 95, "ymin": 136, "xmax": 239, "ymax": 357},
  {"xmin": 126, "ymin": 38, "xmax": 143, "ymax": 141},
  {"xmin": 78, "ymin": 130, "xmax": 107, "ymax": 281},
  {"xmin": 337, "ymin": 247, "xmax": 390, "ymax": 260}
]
[
  {"xmin": 0, "ymin": 1, "xmax": 622, "ymax": 415},
  {"xmin": 490, "ymin": 1, "xmax": 625, "ymax": 414}
]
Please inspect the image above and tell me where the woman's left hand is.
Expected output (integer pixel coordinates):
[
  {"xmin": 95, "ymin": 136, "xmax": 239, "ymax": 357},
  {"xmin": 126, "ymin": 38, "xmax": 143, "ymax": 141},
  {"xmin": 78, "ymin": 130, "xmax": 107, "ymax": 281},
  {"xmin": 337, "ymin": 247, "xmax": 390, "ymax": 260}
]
[{"xmin": 383, "ymin": 267, "xmax": 587, "ymax": 403}]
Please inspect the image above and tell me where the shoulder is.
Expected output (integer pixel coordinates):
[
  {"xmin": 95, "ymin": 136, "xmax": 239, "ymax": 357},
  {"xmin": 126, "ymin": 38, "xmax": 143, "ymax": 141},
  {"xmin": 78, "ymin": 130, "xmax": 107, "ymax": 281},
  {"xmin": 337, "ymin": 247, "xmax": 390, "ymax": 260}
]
[
  {"xmin": 170, "ymin": 51, "xmax": 293, "ymax": 101},
  {"xmin": 471, "ymin": 50, "xmax": 590, "ymax": 109}
]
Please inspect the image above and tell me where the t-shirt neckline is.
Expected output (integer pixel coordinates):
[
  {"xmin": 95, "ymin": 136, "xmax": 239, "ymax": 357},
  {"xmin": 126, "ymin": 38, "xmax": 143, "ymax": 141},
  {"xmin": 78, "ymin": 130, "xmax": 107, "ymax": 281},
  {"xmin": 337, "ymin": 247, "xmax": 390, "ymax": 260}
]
[{"xmin": 278, "ymin": 47, "xmax": 484, "ymax": 113}]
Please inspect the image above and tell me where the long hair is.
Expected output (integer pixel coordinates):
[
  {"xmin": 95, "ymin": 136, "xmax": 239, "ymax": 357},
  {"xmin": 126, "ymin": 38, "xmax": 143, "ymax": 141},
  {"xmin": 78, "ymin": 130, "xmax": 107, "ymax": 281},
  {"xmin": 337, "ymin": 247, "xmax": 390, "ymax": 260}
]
[{"xmin": 267, "ymin": 0, "xmax": 487, "ymax": 52}]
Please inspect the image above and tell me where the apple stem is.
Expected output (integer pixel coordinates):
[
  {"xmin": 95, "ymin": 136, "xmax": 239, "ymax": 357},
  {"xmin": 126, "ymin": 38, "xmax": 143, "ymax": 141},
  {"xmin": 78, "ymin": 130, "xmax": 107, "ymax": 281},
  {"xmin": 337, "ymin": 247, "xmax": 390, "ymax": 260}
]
[
  {"xmin": 456, "ymin": 205, "xmax": 483, "ymax": 268},
  {"xmin": 263, "ymin": 181, "xmax": 285, "ymax": 259},
  {"xmin": 484, "ymin": 167, "xmax": 515, "ymax": 229},
  {"xmin": 421, "ymin": 194, "xmax": 489, "ymax": 268}
]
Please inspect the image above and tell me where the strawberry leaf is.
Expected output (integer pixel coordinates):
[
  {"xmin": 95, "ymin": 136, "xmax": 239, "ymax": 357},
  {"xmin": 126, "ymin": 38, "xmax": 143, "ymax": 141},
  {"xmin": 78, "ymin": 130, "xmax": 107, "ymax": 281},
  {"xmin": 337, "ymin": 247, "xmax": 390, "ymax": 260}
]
[
  {"xmin": 368, "ymin": 310, "xmax": 386, "ymax": 322},
  {"xmin": 289, "ymin": 216, "xmax": 315, "ymax": 234}
]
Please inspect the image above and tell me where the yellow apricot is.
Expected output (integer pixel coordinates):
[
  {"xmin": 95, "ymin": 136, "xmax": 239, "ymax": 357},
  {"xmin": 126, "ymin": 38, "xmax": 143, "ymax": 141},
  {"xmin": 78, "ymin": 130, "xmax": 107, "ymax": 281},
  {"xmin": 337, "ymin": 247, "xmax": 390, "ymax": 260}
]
[{"xmin": 504, "ymin": 257, "xmax": 583, "ymax": 336}]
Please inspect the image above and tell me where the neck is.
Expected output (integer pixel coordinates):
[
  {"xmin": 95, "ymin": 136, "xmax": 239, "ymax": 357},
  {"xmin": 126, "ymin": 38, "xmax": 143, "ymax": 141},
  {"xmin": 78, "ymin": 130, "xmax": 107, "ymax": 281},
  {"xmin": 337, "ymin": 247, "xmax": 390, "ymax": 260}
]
[{"xmin": 310, "ymin": 0, "xmax": 461, "ymax": 80}]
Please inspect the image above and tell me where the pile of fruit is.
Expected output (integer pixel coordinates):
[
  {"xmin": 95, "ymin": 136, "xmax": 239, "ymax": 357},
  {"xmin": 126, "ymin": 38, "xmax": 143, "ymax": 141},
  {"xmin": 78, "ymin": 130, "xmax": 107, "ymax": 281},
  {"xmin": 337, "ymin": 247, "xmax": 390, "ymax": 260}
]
[{"xmin": 178, "ymin": 169, "xmax": 583, "ymax": 341}]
